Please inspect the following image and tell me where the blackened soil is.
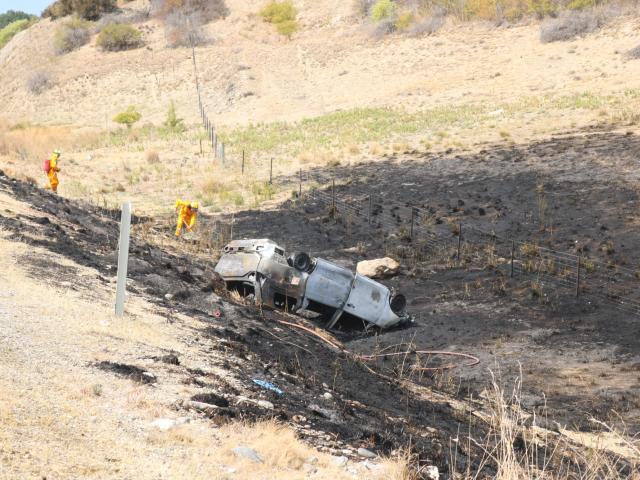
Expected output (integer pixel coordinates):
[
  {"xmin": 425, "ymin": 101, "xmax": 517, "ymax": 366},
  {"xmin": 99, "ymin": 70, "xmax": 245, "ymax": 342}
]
[
  {"xmin": 225, "ymin": 130, "xmax": 640, "ymax": 435},
  {"xmin": 0, "ymin": 171, "xmax": 495, "ymax": 477}
]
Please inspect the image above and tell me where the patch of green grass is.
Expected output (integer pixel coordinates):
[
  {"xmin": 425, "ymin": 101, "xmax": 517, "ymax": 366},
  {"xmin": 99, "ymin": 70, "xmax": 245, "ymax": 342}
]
[
  {"xmin": 222, "ymin": 89, "xmax": 640, "ymax": 156},
  {"xmin": 0, "ymin": 18, "xmax": 35, "ymax": 50}
]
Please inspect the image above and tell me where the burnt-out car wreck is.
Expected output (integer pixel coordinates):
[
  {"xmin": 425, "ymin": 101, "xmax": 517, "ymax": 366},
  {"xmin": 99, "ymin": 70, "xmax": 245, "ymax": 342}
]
[{"xmin": 214, "ymin": 239, "xmax": 409, "ymax": 329}]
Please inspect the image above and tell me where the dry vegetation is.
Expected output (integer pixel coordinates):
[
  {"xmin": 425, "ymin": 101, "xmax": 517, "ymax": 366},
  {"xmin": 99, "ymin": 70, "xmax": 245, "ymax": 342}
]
[{"xmin": 0, "ymin": 223, "xmax": 410, "ymax": 479}]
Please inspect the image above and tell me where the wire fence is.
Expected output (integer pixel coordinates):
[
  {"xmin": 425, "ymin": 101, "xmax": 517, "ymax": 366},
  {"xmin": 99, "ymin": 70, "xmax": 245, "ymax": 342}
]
[
  {"xmin": 302, "ymin": 177, "xmax": 640, "ymax": 317},
  {"xmin": 189, "ymin": 43, "xmax": 640, "ymax": 318}
]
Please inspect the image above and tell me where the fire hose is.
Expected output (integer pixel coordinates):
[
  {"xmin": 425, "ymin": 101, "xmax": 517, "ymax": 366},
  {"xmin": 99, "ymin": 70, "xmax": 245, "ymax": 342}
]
[{"xmin": 275, "ymin": 319, "xmax": 480, "ymax": 372}]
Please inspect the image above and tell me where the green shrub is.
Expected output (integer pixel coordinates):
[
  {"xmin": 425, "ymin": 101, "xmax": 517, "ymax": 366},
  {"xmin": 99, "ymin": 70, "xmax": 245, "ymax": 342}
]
[
  {"xmin": 97, "ymin": 23, "xmax": 143, "ymax": 51},
  {"xmin": 0, "ymin": 19, "xmax": 34, "ymax": 50},
  {"xmin": 113, "ymin": 106, "xmax": 142, "ymax": 129},
  {"xmin": 394, "ymin": 10, "xmax": 413, "ymax": 30},
  {"xmin": 567, "ymin": 0, "xmax": 596, "ymax": 9},
  {"xmin": 276, "ymin": 19, "xmax": 298, "ymax": 37},
  {"xmin": 44, "ymin": 0, "xmax": 117, "ymax": 20},
  {"xmin": 164, "ymin": 100, "xmax": 185, "ymax": 131},
  {"xmin": 259, "ymin": 1, "xmax": 299, "ymax": 38},
  {"xmin": 371, "ymin": 0, "xmax": 397, "ymax": 21},
  {"xmin": 54, "ymin": 17, "xmax": 92, "ymax": 55},
  {"xmin": 0, "ymin": 10, "xmax": 34, "ymax": 29}
]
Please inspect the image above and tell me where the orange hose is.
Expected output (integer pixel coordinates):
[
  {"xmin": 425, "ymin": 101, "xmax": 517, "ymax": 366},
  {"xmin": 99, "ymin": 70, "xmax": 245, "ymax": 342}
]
[{"xmin": 275, "ymin": 319, "xmax": 480, "ymax": 372}]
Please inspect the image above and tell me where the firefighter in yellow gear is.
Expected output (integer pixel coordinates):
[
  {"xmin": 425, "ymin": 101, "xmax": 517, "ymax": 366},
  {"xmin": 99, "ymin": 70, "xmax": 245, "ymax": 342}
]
[
  {"xmin": 47, "ymin": 150, "xmax": 61, "ymax": 193},
  {"xmin": 175, "ymin": 200, "xmax": 199, "ymax": 237}
]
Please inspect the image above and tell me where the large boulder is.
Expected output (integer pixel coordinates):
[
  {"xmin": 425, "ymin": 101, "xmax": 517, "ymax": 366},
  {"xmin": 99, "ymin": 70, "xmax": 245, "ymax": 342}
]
[{"xmin": 356, "ymin": 257, "xmax": 400, "ymax": 279}]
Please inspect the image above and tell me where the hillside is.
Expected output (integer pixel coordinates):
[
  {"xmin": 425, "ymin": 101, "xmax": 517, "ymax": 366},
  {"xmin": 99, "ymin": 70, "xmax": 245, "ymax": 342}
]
[{"xmin": 1, "ymin": 0, "xmax": 640, "ymax": 129}]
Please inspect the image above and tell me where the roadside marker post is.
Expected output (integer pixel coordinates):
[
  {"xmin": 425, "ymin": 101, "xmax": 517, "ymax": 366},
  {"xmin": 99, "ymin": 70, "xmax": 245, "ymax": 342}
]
[{"xmin": 115, "ymin": 202, "xmax": 132, "ymax": 317}]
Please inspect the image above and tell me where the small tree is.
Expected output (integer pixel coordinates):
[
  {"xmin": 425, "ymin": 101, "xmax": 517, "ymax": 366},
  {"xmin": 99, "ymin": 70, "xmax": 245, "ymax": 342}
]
[
  {"xmin": 164, "ymin": 100, "xmax": 184, "ymax": 131},
  {"xmin": 113, "ymin": 106, "xmax": 141, "ymax": 130}
]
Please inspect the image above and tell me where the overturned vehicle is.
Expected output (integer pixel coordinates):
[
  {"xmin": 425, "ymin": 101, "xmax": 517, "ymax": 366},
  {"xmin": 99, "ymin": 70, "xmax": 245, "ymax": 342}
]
[{"xmin": 214, "ymin": 239, "xmax": 408, "ymax": 329}]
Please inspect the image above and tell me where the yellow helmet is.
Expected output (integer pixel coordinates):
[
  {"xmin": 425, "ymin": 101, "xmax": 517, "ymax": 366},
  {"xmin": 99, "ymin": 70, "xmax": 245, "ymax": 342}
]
[
  {"xmin": 191, "ymin": 201, "xmax": 199, "ymax": 209},
  {"xmin": 53, "ymin": 149, "xmax": 61, "ymax": 156}
]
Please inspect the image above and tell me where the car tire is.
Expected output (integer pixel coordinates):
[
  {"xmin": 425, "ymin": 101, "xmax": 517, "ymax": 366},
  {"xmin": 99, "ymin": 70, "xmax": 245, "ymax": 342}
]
[
  {"xmin": 390, "ymin": 294, "xmax": 407, "ymax": 315},
  {"xmin": 289, "ymin": 252, "xmax": 312, "ymax": 272}
]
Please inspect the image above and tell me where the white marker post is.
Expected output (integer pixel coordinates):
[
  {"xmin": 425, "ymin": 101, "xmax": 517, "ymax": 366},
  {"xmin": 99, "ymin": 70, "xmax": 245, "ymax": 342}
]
[{"xmin": 115, "ymin": 202, "xmax": 132, "ymax": 317}]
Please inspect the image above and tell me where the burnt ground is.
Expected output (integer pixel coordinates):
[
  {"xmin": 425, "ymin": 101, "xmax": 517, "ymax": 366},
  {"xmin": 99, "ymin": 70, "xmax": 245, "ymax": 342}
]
[
  {"xmin": 2, "ymin": 128, "xmax": 640, "ymax": 477},
  {"xmin": 0, "ymin": 171, "xmax": 495, "ymax": 477},
  {"xmin": 225, "ymin": 129, "xmax": 640, "ymax": 436}
]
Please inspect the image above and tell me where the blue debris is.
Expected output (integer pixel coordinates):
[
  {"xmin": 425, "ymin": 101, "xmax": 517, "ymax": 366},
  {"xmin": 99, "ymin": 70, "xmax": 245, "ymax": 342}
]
[{"xmin": 252, "ymin": 379, "xmax": 284, "ymax": 395}]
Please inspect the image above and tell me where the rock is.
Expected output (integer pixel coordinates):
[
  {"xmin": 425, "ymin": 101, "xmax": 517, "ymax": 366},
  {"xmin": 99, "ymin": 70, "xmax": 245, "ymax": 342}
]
[
  {"xmin": 164, "ymin": 293, "xmax": 174, "ymax": 301},
  {"xmin": 331, "ymin": 455, "xmax": 348, "ymax": 467},
  {"xmin": 151, "ymin": 418, "xmax": 176, "ymax": 431},
  {"xmin": 292, "ymin": 414, "xmax": 307, "ymax": 423},
  {"xmin": 322, "ymin": 392, "xmax": 333, "ymax": 401},
  {"xmin": 232, "ymin": 446, "xmax": 263, "ymax": 464},
  {"xmin": 357, "ymin": 448, "xmax": 376, "ymax": 458},
  {"xmin": 356, "ymin": 257, "xmax": 400, "ymax": 279},
  {"xmin": 302, "ymin": 463, "xmax": 316, "ymax": 473},
  {"xmin": 425, "ymin": 465, "xmax": 439, "ymax": 480},
  {"xmin": 150, "ymin": 417, "xmax": 190, "ymax": 431},
  {"xmin": 257, "ymin": 400, "xmax": 274, "ymax": 409}
]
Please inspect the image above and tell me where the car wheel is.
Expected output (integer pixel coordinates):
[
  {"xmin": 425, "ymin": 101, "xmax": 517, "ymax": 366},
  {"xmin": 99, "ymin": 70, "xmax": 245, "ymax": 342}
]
[
  {"xmin": 289, "ymin": 252, "xmax": 312, "ymax": 272},
  {"xmin": 390, "ymin": 294, "xmax": 407, "ymax": 315}
]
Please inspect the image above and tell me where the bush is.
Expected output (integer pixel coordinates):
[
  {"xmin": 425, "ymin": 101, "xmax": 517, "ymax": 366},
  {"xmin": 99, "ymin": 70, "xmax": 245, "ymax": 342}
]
[
  {"xmin": 113, "ymin": 106, "xmax": 142, "ymax": 129},
  {"xmin": 151, "ymin": 0, "xmax": 229, "ymax": 22},
  {"xmin": 145, "ymin": 150, "xmax": 160, "ymax": 164},
  {"xmin": 259, "ymin": 1, "xmax": 299, "ymax": 38},
  {"xmin": 371, "ymin": 0, "xmax": 397, "ymax": 21},
  {"xmin": 408, "ymin": 14, "xmax": 444, "ymax": 37},
  {"xmin": 97, "ymin": 23, "xmax": 143, "ymax": 51},
  {"xmin": 26, "ymin": 72, "xmax": 54, "ymax": 95},
  {"xmin": 394, "ymin": 10, "xmax": 413, "ymax": 30},
  {"xmin": 0, "ymin": 19, "xmax": 34, "ymax": 50},
  {"xmin": 0, "ymin": 10, "xmax": 34, "ymax": 29},
  {"xmin": 567, "ymin": 0, "xmax": 597, "ymax": 9},
  {"xmin": 151, "ymin": 0, "xmax": 227, "ymax": 47},
  {"xmin": 54, "ymin": 17, "xmax": 92, "ymax": 55},
  {"xmin": 44, "ymin": 0, "xmax": 117, "ymax": 20},
  {"xmin": 164, "ymin": 10, "xmax": 208, "ymax": 47},
  {"xmin": 95, "ymin": 9, "xmax": 150, "ymax": 31},
  {"xmin": 352, "ymin": 0, "xmax": 375, "ymax": 17},
  {"xmin": 164, "ymin": 101, "xmax": 184, "ymax": 131},
  {"xmin": 540, "ymin": 8, "xmax": 609, "ymax": 43}
]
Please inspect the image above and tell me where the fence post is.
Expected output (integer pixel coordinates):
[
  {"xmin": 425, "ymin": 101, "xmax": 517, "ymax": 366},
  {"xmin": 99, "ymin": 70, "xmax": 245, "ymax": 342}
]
[
  {"xmin": 199, "ymin": 138, "xmax": 202, "ymax": 156},
  {"xmin": 242, "ymin": 150, "xmax": 245, "ymax": 175},
  {"xmin": 115, "ymin": 202, "xmax": 132, "ymax": 317},
  {"xmin": 510, "ymin": 240, "xmax": 515, "ymax": 278},
  {"xmin": 457, "ymin": 222, "xmax": 462, "ymax": 262},
  {"xmin": 576, "ymin": 255, "xmax": 581, "ymax": 298},
  {"xmin": 269, "ymin": 158, "xmax": 273, "ymax": 184},
  {"xmin": 410, "ymin": 208, "xmax": 415, "ymax": 241},
  {"xmin": 332, "ymin": 179, "xmax": 336, "ymax": 215}
]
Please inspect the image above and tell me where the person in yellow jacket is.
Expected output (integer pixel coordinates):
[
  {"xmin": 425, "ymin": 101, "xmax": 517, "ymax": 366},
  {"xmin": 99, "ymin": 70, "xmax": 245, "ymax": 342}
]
[
  {"xmin": 47, "ymin": 150, "xmax": 61, "ymax": 193},
  {"xmin": 175, "ymin": 200, "xmax": 199, "ymax": 237}
]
